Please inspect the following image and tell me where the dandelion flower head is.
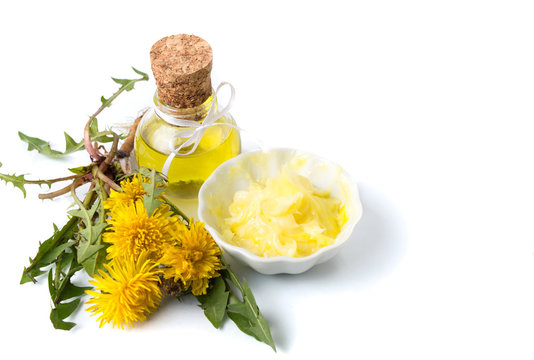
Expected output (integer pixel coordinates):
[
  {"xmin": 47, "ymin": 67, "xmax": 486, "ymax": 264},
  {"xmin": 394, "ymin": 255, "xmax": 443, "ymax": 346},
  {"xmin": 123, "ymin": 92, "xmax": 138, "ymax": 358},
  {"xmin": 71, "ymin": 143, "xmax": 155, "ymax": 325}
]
[
  {"xmin": 159, "ymin": 220, "xmax": 223, "ymax": 296},
  {"xmin": 85, "ymin": 252, "xmax": 162, "ymax": 329},
  {"xmin": 104, "ymin": 174, "xmax": 146, "ymax": 213},
  {"xmin": 103, "ymin": 200, "xmax": 182, "ymax": 261}
]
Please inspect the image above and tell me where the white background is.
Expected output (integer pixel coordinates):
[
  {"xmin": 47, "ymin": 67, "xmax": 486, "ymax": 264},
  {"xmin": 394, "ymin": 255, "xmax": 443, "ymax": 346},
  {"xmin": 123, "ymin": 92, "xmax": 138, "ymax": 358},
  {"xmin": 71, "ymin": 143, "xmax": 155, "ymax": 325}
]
[{"xmin": 1, "ymin": 1, "xmax": 533, "ymax": 359}]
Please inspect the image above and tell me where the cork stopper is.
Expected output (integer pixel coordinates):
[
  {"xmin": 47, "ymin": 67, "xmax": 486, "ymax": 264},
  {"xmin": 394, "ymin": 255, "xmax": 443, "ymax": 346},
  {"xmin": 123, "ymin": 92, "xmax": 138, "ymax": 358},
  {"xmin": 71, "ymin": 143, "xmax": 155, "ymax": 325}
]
[{"xmin": 150, "ymin": 34, "xmax": 213, "ymax": 109}]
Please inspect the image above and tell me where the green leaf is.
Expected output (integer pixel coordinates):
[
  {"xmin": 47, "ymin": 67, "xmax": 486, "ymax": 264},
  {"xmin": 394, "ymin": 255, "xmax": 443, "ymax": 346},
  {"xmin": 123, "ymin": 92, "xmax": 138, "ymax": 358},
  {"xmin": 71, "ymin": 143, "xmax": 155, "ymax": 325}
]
[
  {"xmin": 50, "ymin": 310, "xmax": 76, "ymax": 330},
  {"xmin": 47, "ymin": 252, "xmax": 86, "ymax": 330},
  {"xmin": 143, "ymin": 194, "xmax": 163, "ymax": 217},
  {"xmin": 88, "ymin": 119, "xmax": 114, "ymax": 143},
  {"xmin": 110, "ymin": 67, "xmax": 147, "ymax": 92},
  {"xmin": 68, "ymin": 197, "xmax": 99, "ymax": 225},
  {"xmin": 196, "ymin": 277, "xmax": 229, "ymax": 329},
  {"xmin": 78, "ymin": 243, "xmax": 105, "ymax": 264},
  {"xmin": 222, "ymin": 261, "xmax": 276, "ymax": 351},
  {"xmin": 226, "ymin": 279, "xmax": 276, "ymax": 351},
  {"xmin": 111, "ymin": 77, "xmax": 136, "ymax": 91},
  {"xmin": 89, "ymin": 117, "xmax": 99, "ymax": 135},
  {"xmin": 142, "ymin": 169, "xmax": 165, "ymax": 216},
  {"xmin": 39, "ymin": 241, "xmax": 74, "ymax": 264},
  {"xmin": 18, "ymin": 67, "xmax": 148, "ymax": 159},
  {"xmin": 57, "ymin": 251, "xmax": 75, "ymax": 273},
  {"xmin": 50, "ymin": 298, "xmax": 81, "ymax": 330},
  {"xmin": 100, "ymin": 96, "xmax": 111, "ymax": 108},
  {"xmin": 21, "ymin": 218, "xmax": 78, "ymax": 284},
  {"xmin": 18, "ymin": 131, "xmax": 63, "ymax": 158},
  {"xmin": 18, "ymin": 120, "xmax": 113, "ymax": 159},
  {"xmin": 68, "ymin": 165, "xmax": 91, "ymax": 175},
  {"xmin": 0, "ymin": 162, "xmax": 55, "ymax": 197},
  {"xmin": 132, "ymin": 66, "xmax": 149, "ymax": 80},
  {"xmin": 59, "ymin": 282, "xmax": 92, "ymax": 302},
  {"xmin": 19, "ymin": 130, "xmax": 81, "ymax": 158},
  {"xmin": 70, "ymin": 195, "xmax": 108, "ymax": 275},
  {"xmin": 80, "ymin": 245, "xmax": 107, "ymax": 277},
  {"xmin": 77, "ymin": 223, "xmax": 107, "ymax": 262},
  {"xmin": 0, "ymin": 162, "xmax": 28, "ymax": 197},
  {"xmin": 79, "ymin": 222, "xmax": 108, "ymax": 243},
  {"xmin": 20, "ymin": 268, "xmax": 46, "ymax": 284},
  {"xmin": 64, "ymin": 132, "xmax": 79, "ymax": 153},
  {"xmin": 56, "ymin": 298, "xmax": 81, "ymax": 319}
]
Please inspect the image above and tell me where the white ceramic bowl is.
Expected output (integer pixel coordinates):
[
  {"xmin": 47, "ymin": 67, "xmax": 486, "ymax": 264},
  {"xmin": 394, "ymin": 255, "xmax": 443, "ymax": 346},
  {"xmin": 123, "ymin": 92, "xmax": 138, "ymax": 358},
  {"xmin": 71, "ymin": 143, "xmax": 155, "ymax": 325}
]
[{"xmin": 198, "ymin": 148, "xmax": 363, "ymax": 275}]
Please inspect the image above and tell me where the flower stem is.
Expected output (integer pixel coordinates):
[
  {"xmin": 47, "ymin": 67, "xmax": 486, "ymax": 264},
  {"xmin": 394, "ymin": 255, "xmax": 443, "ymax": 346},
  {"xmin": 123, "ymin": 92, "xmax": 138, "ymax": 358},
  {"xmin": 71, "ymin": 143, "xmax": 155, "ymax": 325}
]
[
  {"xmin": 38, "ymin": 176, "xmax": 90, "ymax": 200},
  {"xmin": 96, "ymin": 169, "xmax": 121, "ymax": 192},
  {"xmin": 24, "ymin": 174, "xmax": 82, "ymax": 185}
]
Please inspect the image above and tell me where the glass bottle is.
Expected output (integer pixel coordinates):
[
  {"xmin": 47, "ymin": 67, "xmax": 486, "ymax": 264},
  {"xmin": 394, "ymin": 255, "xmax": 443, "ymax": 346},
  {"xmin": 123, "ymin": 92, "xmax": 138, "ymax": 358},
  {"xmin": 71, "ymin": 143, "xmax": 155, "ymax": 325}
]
[
  {"xmin": 134, "ymin": 34, "xmax": 241, "ymax": 212},
  {"xmin": 134, "ymin": 90, "xmax": 241, "ymax": 199}
]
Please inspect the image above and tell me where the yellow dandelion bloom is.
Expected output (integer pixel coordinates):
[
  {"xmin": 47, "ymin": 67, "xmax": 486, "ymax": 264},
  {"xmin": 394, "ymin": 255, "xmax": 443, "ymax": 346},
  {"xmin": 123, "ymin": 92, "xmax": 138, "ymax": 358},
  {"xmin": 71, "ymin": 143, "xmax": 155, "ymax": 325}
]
[
  {"xmin": 159, "ymin": 220, "xmax": 223, "ymax": 296},
  {"xmin": 103, "ymin": 200, "xmax": 182, "ymax": 261},
  {"xmin": 104, "ymin": 174, "xmax": 146, "ymax": 213},
  {"xmin": 85, "ymin": 252, "xmax": 162, "ymax": 329}
]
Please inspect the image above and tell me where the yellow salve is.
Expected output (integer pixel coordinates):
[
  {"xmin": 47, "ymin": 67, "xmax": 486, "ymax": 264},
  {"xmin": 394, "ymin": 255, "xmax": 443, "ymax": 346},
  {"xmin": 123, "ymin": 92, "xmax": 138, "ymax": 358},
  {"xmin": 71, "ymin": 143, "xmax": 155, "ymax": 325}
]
[{"xmin": 223, "ymin": 169, "xmax": 347, "ymax": 258}]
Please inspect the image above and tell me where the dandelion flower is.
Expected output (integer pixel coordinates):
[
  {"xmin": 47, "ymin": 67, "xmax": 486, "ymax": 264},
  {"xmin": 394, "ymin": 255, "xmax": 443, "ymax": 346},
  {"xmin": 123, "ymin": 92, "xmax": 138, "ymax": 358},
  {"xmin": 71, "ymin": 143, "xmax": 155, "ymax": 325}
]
[
  {"xmin": 85, "ymin": 252, "xmax": 162, "ymax": 329},
  {"xmin": 104, "ymin": 174, "xmax": 146, "ymax": 213},
  {"xmin": 159, "ymin": 220, "xmax": 223, "ymax": 296},
  {"xmin": 103, "ymin": 200, "xmax": 182, "ymax": 261}
]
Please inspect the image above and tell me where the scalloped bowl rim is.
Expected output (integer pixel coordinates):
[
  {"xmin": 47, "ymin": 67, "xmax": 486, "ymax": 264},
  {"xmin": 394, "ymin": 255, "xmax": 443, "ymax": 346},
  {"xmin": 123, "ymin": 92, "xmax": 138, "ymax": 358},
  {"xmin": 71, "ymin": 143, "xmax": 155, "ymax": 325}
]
[{"xmin": 198, "ymin": 147, "xmax": 363, "ymax": 273}]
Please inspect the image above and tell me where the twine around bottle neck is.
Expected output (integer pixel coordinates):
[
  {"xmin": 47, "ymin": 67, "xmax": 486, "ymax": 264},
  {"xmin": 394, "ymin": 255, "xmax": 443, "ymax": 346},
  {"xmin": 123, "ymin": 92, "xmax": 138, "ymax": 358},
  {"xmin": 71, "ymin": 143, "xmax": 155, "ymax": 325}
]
[{"xmin": 160, "ymin": 82, "xmax": 239, "ymax": 177}]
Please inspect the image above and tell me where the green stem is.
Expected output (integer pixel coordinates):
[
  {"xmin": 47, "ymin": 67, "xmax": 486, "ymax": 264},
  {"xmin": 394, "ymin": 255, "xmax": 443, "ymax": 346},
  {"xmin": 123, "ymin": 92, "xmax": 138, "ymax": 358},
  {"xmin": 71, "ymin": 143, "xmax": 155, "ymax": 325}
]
[
  {"xmin": 96, "ymin": 169, "xmax": 121, "ymax": 192},
  {"xmin": 53, "ymin": 263, "xmax": 82, "ymax": 306},
  {"xmin": 70, "ymin": 180, "xmax": 93, "ymax": 254},
  {"xmin": 94, "ymin": 179, "xmax": 107, "ymax": 265},
  {"xmin": 38, "ymin": 176, "xmax": 90, "ymax": 200},
  {"xmin": 221, "ymin": 255, "xmax": 276, "ymax": 351},
  {"xmin": 84, "ymin": 74, "xmax": 147, "ymax": 160},
  {"xmin": 221, "ymin": 256, "xmax": 245, "ymax": 294},
  {"xmin": 22, "ymin": 174, "xmax": 82, "ymax": 186},
  {"xmin": 98, "ymin": 131, "xmax": 119, "ymax": 171},
  {"xmin": 53, "ymin": 253, "xmax": 63, "ymax": 297}
]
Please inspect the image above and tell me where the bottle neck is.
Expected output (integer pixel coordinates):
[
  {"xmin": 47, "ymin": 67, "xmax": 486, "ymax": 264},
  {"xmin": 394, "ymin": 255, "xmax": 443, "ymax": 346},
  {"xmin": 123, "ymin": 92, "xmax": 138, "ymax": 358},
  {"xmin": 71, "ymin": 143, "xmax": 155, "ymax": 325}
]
[{"xmin": 153, "ymin": 90, "xmax": 216, "ymax": 124}]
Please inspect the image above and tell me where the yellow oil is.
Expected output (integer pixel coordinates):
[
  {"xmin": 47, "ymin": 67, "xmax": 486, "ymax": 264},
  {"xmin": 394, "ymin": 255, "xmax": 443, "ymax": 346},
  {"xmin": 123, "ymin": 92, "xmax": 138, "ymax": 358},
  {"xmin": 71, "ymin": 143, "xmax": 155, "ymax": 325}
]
[{"xmin": 134, "ymin": 110, "xmax": 241, "ymax": 200}]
